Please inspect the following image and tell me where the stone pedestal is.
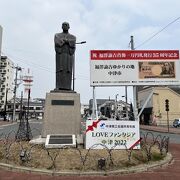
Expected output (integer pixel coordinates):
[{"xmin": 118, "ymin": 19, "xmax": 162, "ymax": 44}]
[{"xmin": 42, "ymin": 92, "xmax": 81, "ymax": 138}]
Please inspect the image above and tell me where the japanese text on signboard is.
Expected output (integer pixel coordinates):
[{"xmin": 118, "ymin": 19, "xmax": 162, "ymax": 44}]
[{"xmin": 90, "ymin": 50, "xmax": 180, "ymax": 86}]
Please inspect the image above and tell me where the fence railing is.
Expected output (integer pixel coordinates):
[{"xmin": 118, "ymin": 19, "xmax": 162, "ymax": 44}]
[{"xmin": 0, "ymin": 129, "xmax": 169, "ymax": 171}]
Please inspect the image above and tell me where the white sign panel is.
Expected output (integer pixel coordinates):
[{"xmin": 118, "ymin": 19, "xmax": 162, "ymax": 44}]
[
  {"xmin": 86, "ymin": 120, "xmax": 140, "ymax": 149},
  {"xmin": 90, "ymin": 50, "xmax": 180, "ymax": 86}
]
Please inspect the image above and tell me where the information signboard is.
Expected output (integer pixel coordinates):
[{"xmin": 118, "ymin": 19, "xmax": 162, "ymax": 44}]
[
  {"xmin": 86, "ymin": 120, "xmax": 140, "ymax": 149},
  {"xmin": 90, "ymin": 50, "xmax": 180, "ymax": 86}
]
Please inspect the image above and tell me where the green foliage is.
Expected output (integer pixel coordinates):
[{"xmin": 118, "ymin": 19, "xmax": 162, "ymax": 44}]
[
  {"xmin": 151, "ymin": 152, "xmax": 165, "ymax": 161},
  {"xmin": 132, "ymin": 150, "xmax": 148, "ymax": 163}
]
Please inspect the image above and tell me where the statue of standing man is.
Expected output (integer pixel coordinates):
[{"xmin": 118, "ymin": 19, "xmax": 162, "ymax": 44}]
[{"xmin": 54, "ymin": 22, "xmax": 76, "ymax": 91}]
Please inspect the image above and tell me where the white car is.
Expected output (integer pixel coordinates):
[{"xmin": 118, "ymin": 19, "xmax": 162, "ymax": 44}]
[
  {"xmin": 173, "ymin": 119, "xmax": 180, "ymax": 128},
  {"xmin": 36, "ymin": 116, "xmax": 43, "ymax": 120}
]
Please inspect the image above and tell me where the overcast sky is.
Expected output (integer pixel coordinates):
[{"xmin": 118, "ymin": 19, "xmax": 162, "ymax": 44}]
[{"xmin": 0, "ymin": 0, "xmax": 180, "ymax": 104}]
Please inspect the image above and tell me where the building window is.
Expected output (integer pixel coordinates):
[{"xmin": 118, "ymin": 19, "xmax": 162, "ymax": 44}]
[{"xmin": 29, "ymin": 107, "xmax": 34, "ymax": 110}]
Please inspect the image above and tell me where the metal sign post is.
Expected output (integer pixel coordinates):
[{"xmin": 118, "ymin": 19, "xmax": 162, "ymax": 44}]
[{"xmin": 165, "ymin": 99, "xmax": 170, "ymax": 132}]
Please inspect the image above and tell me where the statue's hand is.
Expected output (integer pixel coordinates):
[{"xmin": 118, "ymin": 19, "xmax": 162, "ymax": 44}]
[
  {"xmin": 59, "ymin": 38, "xmax": 69, "ymax": 45},
  {"xmin": 63, "ymin": 38, "xmax": 69, "ymax": 43}
]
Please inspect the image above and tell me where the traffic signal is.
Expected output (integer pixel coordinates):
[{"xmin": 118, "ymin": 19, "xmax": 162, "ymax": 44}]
[{"xmin": 165, "ymin": 99, "xmax": 169, "ymax": 111}]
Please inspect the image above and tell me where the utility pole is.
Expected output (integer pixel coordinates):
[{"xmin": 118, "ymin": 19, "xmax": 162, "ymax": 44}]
[
  {"xmin": 130, "ymin": 36, "xmax": 138, "ymax": 121},
  {"xmin": 125, "ymin": 87, "xmax": 128, "ymax": 119},
  {"xmin": 19, "ymin": 91, "xmax": 23, "ymax": 120},
  {"xmin": 115, "ymin": 94, "xmax": 119, "ymax": 119},
  {"xmin": 12, "ymin": 66, "xmax": 21, "ymax": 122},
  {"xmin": 130, "ymin": 36, "xmax": 134, "ymax": 50},
  {"xmin": 3, "ymin": 88, "xmax": 9, "ymax": 121},
  {"xmin": 125, "ymin": 77, "xmax": 128, "ymax": 119},
  {"xmin": 26, "ymin": 89, "xmax": 32, "ymax": 140}
]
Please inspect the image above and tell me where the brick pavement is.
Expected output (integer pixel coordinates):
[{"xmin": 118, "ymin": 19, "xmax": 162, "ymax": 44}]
[{"xmin": 0, "ymin": 125, "xmax": 180, "ymax": 179}]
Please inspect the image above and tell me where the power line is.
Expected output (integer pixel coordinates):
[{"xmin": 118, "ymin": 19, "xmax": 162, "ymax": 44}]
[
  {"xmin": 2, "ymin": 52, "xmax": 54, "ymax": 73},
  {"xmin": 135, "ymin": 17, "xmax": 180, "ymax": 49},
  {"xmin": 1, "ymin": 51, "xmax": 89, "ymax": 80}
]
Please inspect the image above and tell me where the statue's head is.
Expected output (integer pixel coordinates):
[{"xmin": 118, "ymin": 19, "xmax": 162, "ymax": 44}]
[{"xmin": 62, "ymin": 22, "xmax": 70, "ymax": 31}]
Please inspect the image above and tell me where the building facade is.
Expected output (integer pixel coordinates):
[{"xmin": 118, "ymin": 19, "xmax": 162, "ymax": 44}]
[
  {"xmin": 0, "ymin": 56, "xmax": 14, "ymax": 111},
  {"xmin": 138, "ymin": 87, "xmax": 180, "ymax": 126},
  {"xmin": 81, "ymin": 104, "xmax": 89, "ymax": 115},
  {"xmin": 0, "ymin": 25, "xmax": 2, "ymax": 56},
  {"xmin": 98, "ymin": 100, "xmax": 131, "ymax": 120},
  {"xmin": 5, "ymin": 98, "xmax": 45, "ymax": 121}
]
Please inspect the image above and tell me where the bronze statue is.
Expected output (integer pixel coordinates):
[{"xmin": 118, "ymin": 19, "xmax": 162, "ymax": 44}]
[{"xmin": 54, "ymin": 22, "xmax": 76, "ymax": 90}]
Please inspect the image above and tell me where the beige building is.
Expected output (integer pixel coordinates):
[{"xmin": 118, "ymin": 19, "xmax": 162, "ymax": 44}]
[{"xmin": 138, "ymin": 87, "xmax": 180, "ymax": 126}]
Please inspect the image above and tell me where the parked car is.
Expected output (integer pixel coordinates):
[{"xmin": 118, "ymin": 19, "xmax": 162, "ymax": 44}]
[
  {"xmin": 173, "ymin": 119, "xmax": 180, "ymax": 128},
  {"xmin": 36, "ymin": 116, "xmax": 43, "ymax": 120}
]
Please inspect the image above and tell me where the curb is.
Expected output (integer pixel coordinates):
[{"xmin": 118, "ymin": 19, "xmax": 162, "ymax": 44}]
[
  {"xmin": 140, "ymin": 127, "xmax": 180, "ymax": 135},
  {"xmin": 0, "ymin": 122, "xmax": 17, "ymax": 127},
  {"xmin": 0, "ymin": 153, "xmax": 173, "ymax": 176}
]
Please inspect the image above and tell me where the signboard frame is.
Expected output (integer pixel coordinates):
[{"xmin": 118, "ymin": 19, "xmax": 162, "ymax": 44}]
[
  {"xmin": 90, "ymin": 50, "xmax": 180, "ymax": 86},
  {"xmin": 86, "ymin": 120, "xmax": 140, "ymax": 149}
]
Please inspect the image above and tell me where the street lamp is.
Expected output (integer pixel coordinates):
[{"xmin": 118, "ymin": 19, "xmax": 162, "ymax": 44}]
[
  {"xmin": 72, "ymin": 41, "xmax": 86, "ymax": 91},
  {"xmin": 76, "ymin": 41, "xmax": 86, "ymax": 44}
]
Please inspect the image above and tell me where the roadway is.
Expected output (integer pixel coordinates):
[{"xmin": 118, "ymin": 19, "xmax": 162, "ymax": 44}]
[
  {"xmin": 0, "ymin": 121, "xmax": 180, "ymax": 179},
  {"xmin": 0, "ymin": 119, "xmax": 42, "ymax": 138},
  {"xmin": 1, "ymin": 120, "xmax": 180, "ymax": 144}
]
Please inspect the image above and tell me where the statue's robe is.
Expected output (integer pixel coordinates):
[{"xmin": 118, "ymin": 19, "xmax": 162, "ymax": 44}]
[{"xmin": 54, "ymin": 32, "xmax": 76, "ymax": 90}]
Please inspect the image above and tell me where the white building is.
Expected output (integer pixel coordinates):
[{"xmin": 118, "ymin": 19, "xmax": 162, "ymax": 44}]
[
  {"xmin": 0, "ymin": 56, "xmax": 14, "ymax": 111},
  {"xmin": 81, "ymin": 104, "xmax": 89, "ymax": 115},
  {"xmin": 0, "ymin": 25, "xmax": 2, "ymax": 56}
]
